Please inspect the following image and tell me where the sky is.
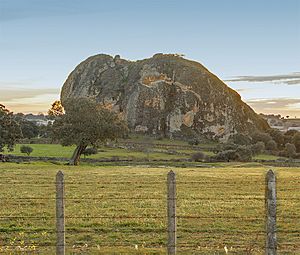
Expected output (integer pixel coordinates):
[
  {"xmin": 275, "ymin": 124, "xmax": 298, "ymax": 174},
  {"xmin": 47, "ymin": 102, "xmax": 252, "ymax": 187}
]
[{"xmin": 0, "ymin": 0, "xmax": 299, "ymax": 116}]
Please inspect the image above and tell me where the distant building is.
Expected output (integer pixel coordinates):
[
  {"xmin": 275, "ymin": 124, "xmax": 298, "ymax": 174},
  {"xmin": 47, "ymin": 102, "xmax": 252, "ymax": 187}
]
[
  {"xmin": 24, "ymin": 114, "xmax": 53, "ymax": 126},
  {"xmin": 288, "ymin": 126, "xmax": 300, "ymax": 131}
]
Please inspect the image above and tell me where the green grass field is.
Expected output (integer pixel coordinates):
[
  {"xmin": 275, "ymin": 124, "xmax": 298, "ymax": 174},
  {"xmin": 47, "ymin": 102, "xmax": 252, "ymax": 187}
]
[
  {"xmin": 0, "ymin": 162, "xmax": 299, "ymax": 254},
  {"xmin": 4, "ymin": 144, "xmax": 189, "ymax": 161},
  {"xmin": 4, "ymin": 143, "xmax": 284, "ymax": 163}
]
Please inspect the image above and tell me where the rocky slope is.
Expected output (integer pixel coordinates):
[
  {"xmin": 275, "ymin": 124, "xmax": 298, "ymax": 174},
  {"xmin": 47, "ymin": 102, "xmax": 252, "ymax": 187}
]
[{"xmin": 61, "ymin": 53, "xmax": 269, "ymax": 140}]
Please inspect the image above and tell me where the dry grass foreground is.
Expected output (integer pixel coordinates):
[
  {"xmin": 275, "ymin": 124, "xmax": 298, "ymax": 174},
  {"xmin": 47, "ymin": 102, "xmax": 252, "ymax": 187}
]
[{"xmin": 0, "ymin": 162, "xmax": 299, "ymax": 254}]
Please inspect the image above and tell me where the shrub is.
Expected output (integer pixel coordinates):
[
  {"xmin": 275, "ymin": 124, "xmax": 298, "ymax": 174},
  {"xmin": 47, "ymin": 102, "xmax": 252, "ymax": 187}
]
[
  {"xmin": 188, "ymin": 139, "xmax": 200, "ymax": 146},
  {"xmin": 292, "ymin": 132, "xmax": 300, "ymax": 152},
  {"xmin": 266, "ymin": 140, "xmax": 278, "ymax": 151},
  {"xmin": 268, "ymin": 129, "xmax": 285, "ymax": 148},
  {"xmin": 250, "ymin": 131, "xmax": 272, "ymax": 145},
  {"xmin": 284, "ymin": 143, "xmax": 297, "ymax": 158},
  {"xmin": 228, "ymin": 133, "xmax": 252, "ymax": 145},
  {"xmin": 223, "ymin": 143, "xmax": 237, "ymax": 150},
  {"xmin": 214, "ymin": 145, "xmax": 252, "ymax": 162},
  {"xmin": 215, "ymin": 150, "xmax": 240, "ymax": 162},
  {"xmin": 213, "ymin": 142, "xmax": 237, "ymax": 154},
  {"xmin": 251, "ymin": 142, "xmax": 265, "ymax": 155},
  {"xmin": 82, "ymin": 147, "xmax": 98, "ymax": 158},
  {"xmin": 236, "ymin": 146, "xmax": 253, "ymax": 162},
  {"xmin": 191, "ymin": 152, "xmax": 206, "ymax": 162},
  {"xmin": 20, "ymin": 145, "xmax": 33, "ymax": 156},
  {"xmin": 111, "ymin": 156, "xmax": 120, "ymax": 161}
]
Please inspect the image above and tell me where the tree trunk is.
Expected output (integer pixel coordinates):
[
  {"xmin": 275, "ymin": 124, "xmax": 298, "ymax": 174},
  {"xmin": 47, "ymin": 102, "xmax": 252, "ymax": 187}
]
[{"xmin": 69, "ymin": 144, "xmax": 86, "ymax": 165}]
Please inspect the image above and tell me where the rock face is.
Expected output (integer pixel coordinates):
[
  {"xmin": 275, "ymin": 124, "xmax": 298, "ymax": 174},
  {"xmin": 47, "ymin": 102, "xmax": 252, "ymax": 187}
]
[{"xmin": 61, "ymin": 53, "xmax": 269, "ymax": 140}]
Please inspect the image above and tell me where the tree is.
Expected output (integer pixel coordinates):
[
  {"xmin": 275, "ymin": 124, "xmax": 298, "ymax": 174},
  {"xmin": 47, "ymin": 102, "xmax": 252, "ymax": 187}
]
[
  {"xmin": 266, "ymin": 140, "xmax": 277, "ymax": 151},
  {"xmin": 284, "ymin": 143, "xmax": 297, "ymax": 158},
  {"xmin": 37, "ymin": 121, "xmax": 53, "ymax": 138},
  {"xmin": 251, "ymin": 141, "xmax": 265, "ymax": 155},
  {"xmin": 268, "ymin": 129, "xmax": 285, "ymax": 149},
  {"xmin": 15, "ymin": 118, "xmax": 39, "ymax": 139},
  {"xmin": 236, "ymin": 146, "xmax": 253, "ymax": 161},
  {"xmin": 215, "ymin": 150, "xmax": 240, "ymax": 162},
  {"xmin": 228, "ymin": 133, "xmax": 252, "ymax": 146},
  {"xmin": 292, "ymin": 132, "xmax": 300, "ymax": 153},
  {"xmin": 284, "ymin": 130, "xmax": 299, "ymax": 144},
  {"xmin": 20, "ymin": 145, "xmax": 33, "ymax": 156},
  {"xmin": 52, "ymin": 98, "xmax": 128, "ymax": 165},
  {"xmin": 48, "ymin": 100, "xmax": 64, "ymax": 119},
  {"xmin": 0, "ymin": 104, "xmax": 22, "ymax": 152},
  {"xmin": 250, "ymin": 131, "xmax": 272, "ymax": 146}
]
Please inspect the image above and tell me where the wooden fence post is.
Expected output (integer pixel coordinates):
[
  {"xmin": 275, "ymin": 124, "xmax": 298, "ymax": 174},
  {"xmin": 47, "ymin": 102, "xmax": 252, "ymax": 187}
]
[
  {"xmin": 56, "ymin": 171, "xmax": 65, "ymax": 255},
  {"xmin": 167, "ymin": 170, "xmax": 176, "ymax": 255},
  {"xmin": 265, "ymin": 170, "xmax": 277, "ymax": 255}
]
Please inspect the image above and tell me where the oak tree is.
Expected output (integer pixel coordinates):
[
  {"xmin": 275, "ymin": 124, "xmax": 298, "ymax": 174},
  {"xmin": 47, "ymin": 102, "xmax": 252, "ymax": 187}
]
[
  {"xmin": 0, "ymin": 104, "xmax": 22, "ymax": 152},
  {"xmin": 52, "ymin": 98, "xmax": 128, "ymax": 165}
]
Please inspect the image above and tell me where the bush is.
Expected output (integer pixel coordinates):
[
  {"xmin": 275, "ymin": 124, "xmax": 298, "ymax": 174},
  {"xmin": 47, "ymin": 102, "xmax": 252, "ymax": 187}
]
[
  {"xmin": 215, "ymin": 150, "xmax": 240, "ymax": 162},
  {"xmin": 188, "ymin": 139, "xmax": 200, "ymax": 146},
  {"xmin": 20, "ymin": 145, "xmax": 33, "ymax": 156},
  {"xmin": 82, "ymin": 147, "xmax": 98, "ymax": 158},
  {"xmin": 268, "ymin": 129, "xmax": 285, "ymax": 148},
  {"xmin": 236, "ymin": 146, "xmax": 253, "ymax": 161},
  {"xmin": 228, "ymin": 133, "xmax": 252, "ymax": 145},
  {"xmin": 283, "ymin": 143, "xmax": 297, "ymax": 158},
  {"xmin": 250, "ymin": 131, "xmax": 272, "ymax": 146},
  {"xmin": 214, "ymin": 145, "xmax": 252, "ymax": 162},
  {"xmin": 213, "ymin": 142, "xmax": 238, "ymax": 154},
  {"xmin": 292, "ymin": 132, "xmax": 300, "ymax": 152},
  {"xmin": 251, "ymin": 142, "xmax": 265, "ymax": 155},
  {"xmin": 284, "ymin": 130, "xmax": 299, "ymax": 144},
  {"xmin": 191, "ymin": 152, "xmax": 205, "ymax": 162},
  {"xmin": 266, "ymin": 140, "xmax": 278, "ymax": 151}
]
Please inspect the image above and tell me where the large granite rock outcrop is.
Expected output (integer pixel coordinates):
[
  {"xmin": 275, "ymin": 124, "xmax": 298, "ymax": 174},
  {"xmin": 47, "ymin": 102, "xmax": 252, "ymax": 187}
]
[{"xmin": 61, "ymin": 53, "xmax": 269, "ymax": 140}]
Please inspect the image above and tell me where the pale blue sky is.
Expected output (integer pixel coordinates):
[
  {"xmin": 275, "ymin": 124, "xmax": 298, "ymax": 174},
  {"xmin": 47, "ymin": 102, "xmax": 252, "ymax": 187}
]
[{"xmin": 0, "ymin": 0, "xmax": 299, "ymax": 116}]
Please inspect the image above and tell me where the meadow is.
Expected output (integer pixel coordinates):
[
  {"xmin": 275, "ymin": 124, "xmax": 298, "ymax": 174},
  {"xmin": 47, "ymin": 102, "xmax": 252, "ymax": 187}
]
[
  {"xmin": 3, "ymin": 142, "xmax": 283, "ymax": 162},
  {"xmin": 0, "ymin": 162, "xmax": 299, "ymax": 254}
]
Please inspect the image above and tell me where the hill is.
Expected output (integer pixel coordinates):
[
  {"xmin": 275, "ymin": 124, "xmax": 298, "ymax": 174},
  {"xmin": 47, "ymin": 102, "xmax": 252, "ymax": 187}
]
[{"xmin": 61, "ymin": 53, "xmax": 269, "ymax": 140}]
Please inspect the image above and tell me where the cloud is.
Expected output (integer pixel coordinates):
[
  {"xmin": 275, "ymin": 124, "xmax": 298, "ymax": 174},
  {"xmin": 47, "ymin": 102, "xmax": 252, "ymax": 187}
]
[
  {"xmin": 0, "ymin": 87, "xmax": 60, "ymax": 114},
  {"xmin": 246, "ymin": 98, "xmax": 300, "ymax": 117},
  {"xmin": 0, "ymin": 88, "xmax": 59, "ymax": 101},
  {"xmin": 224, "ymin": 72, "xmax": 300, "ymax": 85}
]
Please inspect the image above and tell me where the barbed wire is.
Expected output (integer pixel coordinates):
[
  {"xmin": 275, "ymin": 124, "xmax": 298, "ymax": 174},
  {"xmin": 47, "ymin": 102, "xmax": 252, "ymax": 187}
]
[
  {"xmin": 0, "ymin": 181, "xmax": 268, "ymax": 185},
  {"xmin": 0, "ymin": 215, "xmax": 277, "ymax": 220},
  {"xmin": 2, "ymin": 243, "xmax": 299, "ymax": 249},
  {"xmin": 1, "ymin": 174, "xmax": 299, "ymax": 253},
  {"xmin": 8, "ymin": 228, "xmax": 296, "ymax": 234},
  {"xmin": 0, "ymin": 196, "xmax": 270, "ymax": 201}
]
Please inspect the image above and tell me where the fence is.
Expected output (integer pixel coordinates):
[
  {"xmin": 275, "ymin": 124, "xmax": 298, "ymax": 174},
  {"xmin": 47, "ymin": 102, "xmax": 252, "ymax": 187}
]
[
  {"xmin": 0, "ymin": 169, "xmax": 299, "ymax": 254},
  {"xmin": 54, "ymin": 170, "xmax": 277, "ymax": 254}
]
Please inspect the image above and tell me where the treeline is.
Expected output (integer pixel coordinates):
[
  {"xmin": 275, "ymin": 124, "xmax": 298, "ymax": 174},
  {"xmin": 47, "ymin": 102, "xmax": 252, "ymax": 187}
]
[
  {"xmin": 213, "ymin": 129, "xmax": 300, "ymax": 162},
  {"xmin": 14, "ymin": 113, "xmax": 53, "ymax": 140},
  {"xmin": 0, "ymin": 104, "xmax": 53, "ymax": 152}
]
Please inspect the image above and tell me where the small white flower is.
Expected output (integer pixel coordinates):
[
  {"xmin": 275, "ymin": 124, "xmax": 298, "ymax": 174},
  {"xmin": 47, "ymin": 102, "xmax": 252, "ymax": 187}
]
[
  {"xmin": 224, "ymin": 245, "xmax": 228, "ymax": 254},
  {"xmin": 135, "ymin": 244, "xmax": 138, "ymax": 250}
]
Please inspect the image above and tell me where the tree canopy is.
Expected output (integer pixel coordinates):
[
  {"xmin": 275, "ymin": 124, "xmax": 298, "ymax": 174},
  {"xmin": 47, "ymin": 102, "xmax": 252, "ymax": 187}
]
[
  {"xmin": 0, "ymin": 104, "xmax": 22, "ymax": 152},
  {"xmin": 48, "ymin": 100, "xmax": 64, "ymax": 118},
  {"xmin": 52, "ymin": 98, "xmax": 128, "ymax": 165}
]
